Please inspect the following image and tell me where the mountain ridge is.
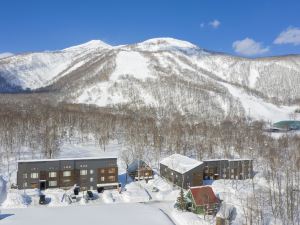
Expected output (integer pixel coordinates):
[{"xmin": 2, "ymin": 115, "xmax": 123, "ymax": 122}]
[{"xmin": 0, "ymin": 37, "xmax": 300, "ymax": 122}]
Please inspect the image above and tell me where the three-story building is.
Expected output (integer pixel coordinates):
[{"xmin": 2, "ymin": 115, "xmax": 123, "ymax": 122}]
[{"xmin": 17, "ymin": 157, "xmax": 118, "ymax": 191}]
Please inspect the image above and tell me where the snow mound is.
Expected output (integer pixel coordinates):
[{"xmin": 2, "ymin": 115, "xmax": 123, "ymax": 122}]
[
  {"xmin": 122, "ymin": 182, "xmax": 150, "ymax": 202},
  {"xmin": 2, "ymin": 189, "xmax": 32, "ymax": 208}
]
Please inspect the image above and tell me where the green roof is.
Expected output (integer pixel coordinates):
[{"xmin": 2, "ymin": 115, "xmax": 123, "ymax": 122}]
[{"xmin": 273, "ymin": 120, "xmax": 300, "ymax": 129}]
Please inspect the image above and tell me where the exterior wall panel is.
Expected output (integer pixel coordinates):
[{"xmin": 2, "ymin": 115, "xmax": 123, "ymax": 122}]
[{"xmin": 17, "ymin": 158, "xmax": 118, "ymax": 190}]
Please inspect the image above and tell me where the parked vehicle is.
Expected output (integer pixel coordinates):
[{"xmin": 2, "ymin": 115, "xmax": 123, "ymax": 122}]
[
  {"xmin": 97, "ymin": 187, "xmax": 104, "ymax": 193},
  {"xmin": 74, "ymin": 186, "xmax": 80, "ymax": 195},
  {"xmin": 85, "ymin": 190, "xmax": 94, "ymax": 200},
  {"xmin": 39, "ymin": 194, "xmax": 47, "ymax": 205}
]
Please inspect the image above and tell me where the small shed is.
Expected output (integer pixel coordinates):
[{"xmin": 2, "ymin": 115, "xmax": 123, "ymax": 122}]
[
  {"xmin": 186, "ymin": 186, "xmax": 220, "ymax": 215},
  {"xmin": 127, "ymin": 160, "xmax": 153, "ymax": 181}
]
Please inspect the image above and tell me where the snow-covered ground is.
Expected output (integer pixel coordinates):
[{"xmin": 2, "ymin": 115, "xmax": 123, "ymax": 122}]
[
  {"xmin": 0, "ymin": 203, "xmax": 174, "ymax": 225},
  {"xmin": 0, "ymin": 140, "xmax": 284, "ymax": 225}
]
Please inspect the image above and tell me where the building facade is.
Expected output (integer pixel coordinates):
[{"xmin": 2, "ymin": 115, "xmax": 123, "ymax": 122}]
[
  {"xmin": 203, "ymin": 159, "xmax": 253, "ymax": 180},
  {"xmin": 186, "ymin": 186, "xmax": 220, "ymax": 215},
  {"xmin": 160, "ymin": 154, "xmax": 204, "ymax": 189},
  {"xmin": 160, "ymin": 154, "xmax": 254, "ymax": 189},
  {"xmin": 127, "ymin": 160, "xmax": 153, "ymax": 181},
  {"xmin": 17, "ymin": 157, "xmax": 118, "ymax": 191}
]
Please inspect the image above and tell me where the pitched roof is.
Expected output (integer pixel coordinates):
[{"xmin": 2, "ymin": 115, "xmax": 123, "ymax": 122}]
[
  {"xmin": 189, "ymin": 186, "xmax": 219, "ymax": 206},
  {"xmin": 160, "ymin": 154, "xmax": 203, "ymax": 174},
  {"xmin": 127, "ymin": 159, "xmax": 150, "ymax": 173}
]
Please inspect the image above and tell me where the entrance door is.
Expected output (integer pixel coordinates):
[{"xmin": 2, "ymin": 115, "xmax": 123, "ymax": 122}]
[{"xmin": 39, "ymin": 180, "xmax": 46, "ymax": 190}]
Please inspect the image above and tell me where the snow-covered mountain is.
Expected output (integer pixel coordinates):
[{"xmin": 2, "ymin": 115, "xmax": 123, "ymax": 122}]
[{"xmin": 1, "ymin": 37, "xmax": 300, "ymax": 122}]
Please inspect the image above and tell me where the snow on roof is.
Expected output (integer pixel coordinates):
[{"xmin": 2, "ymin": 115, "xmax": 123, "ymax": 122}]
[
  {"xmin": 17, "ymin": 156, "xmax": 117, "ymax": 163},
  {"xmin": 160, "ymin": 154, "xmax": 203, "ymax": 174},
  {"xmin": 203, "ymin": 159, "xmax": 228, "ymax": 162},
  {"xmin": 203, "ymin": 158, "xmax": 252, "ymax": 162},
  {"xmin": 229, "ymin": 158, "xmax": 252, "ymax": 162}
]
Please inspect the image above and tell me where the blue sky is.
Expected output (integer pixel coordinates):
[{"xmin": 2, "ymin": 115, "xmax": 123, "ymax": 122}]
[{"xmin": 0, "ymin": 0, "xmax": 300, "ymax": 57}]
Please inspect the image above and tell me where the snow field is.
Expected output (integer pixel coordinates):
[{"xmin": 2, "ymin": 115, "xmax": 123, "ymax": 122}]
[{"xmin": 0, "ymin": 203, "xmax": 174, "ymax": 225}]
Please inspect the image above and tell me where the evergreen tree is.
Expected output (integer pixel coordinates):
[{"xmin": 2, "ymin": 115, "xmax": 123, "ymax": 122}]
[{"xmin": 176, "ymin": 188, "xmax": 186, "ymax": 211}]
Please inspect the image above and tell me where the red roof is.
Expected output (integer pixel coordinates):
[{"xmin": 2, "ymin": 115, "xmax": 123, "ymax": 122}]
[{"xmin": 189, "ymin": 186, "xmax": 219, "ymax": 206}]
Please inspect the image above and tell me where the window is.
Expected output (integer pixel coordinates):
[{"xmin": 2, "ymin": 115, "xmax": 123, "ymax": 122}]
[
  {"xmin": 49, "ymin": 172, "xmax": 57, "ymax": 178},
  {"xmin": 108, "ymin": 176, "xmax": 115, "ymax": 182},
  {"xmin": 100, "ymin": 169, "xmax": 105, "ymax": 174},
  {"xmin": 63, "ymin": 179, "xmax": 71, "ymax": 183},
  {"xmin": 31, "ymin": 173, "xmax": 39, "ymax": 179},
  {"xmin": 231, "ymin": 169, "xmax": 234, "ymax": 173},
  {"xmin": 90, "ymin": 170, "xmax": 94, "ymax": 174},
  {"xmin": 23, "ymin": 182, "xmax": 28, "ymax": 188},
  {"xmin": 23, "ymin": 173, "xmax": 27, "ymax": 179},
  {"xmin": 223, "ymin": 168, "xmax": 226, "ymax": 172},
  {"xmin": 108, "ymin": 168, "xmax": 115, "ymax": 174},
  {"xmin": 223, "ymin": 174, "xmax": 226, "ymax": 178},
  {"xmin": 90, "ymin": 177, "xmax": 94, "ymax": 182},
  {"xmin": 63, "ymin": 171, "xmax": 71, "ymax": 177},
  {"xmin": 90, "ymin": 186, "xmax": 94, "ymax": 190},
  {"xmin": 80, "ymin": 170, "xmax": 88, "ymax": 176},
  {"xmin": 100, "ymin": 176, "xmax": 105, "ymax": 182},
  {"xmin": 31, "ymin": 182, "xmax": 38, "ymax": 188},
  {"xmin": 231, "ymin": 175, "xmax": 234, "ymax": 179},
  {"xmin": 49, "ymin": 180, "xmax": 57, "ymax": 187}
]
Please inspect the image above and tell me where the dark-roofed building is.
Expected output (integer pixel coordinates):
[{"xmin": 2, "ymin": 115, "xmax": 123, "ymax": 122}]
[
  {"xmin": 273, "ymin": 120, "xmax": 300, "ymax": 131},
  {"xmin": 17, "ymin": 157, "xmax": 118, "ymax": 191},
  {"xmin": 160, "ymin": 154, "xmax": 204, "ymax": 189},
  {"xmin": 203, "ymin": 159, "xmax": 253, "ymax": 180},
  {"xmin": 186, "ymin": 186, "xmax": 220, "ymax": 215},
  {"xmin": 127, "ymin": 159, "xmax": 153, "ymax": 181}
]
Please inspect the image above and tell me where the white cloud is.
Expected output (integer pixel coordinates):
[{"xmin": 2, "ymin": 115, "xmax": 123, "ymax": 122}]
[
  {"xmin": 0, "ymin": 52, "xmax": 14, "ymax": 59},
  {"xmin": 274, "ymin": 27, "xmax": 300, "ymax": 45},
  {"xmin": 209, "ymin": 19, "xmax": 221, "ymax": 29},
  {"xmin": 232, "ymin": 38, "xmax": 270, "ymax": 56}
]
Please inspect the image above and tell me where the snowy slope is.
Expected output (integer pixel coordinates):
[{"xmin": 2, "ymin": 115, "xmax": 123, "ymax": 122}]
[
  {"xmin": 0, "ymin": 38, "xmax": 300, "ymax": 121},
  {"xmin": 0, "ymin": 40, "xmax": 111, "ymax": 90},
  {"xmin": 222, "ymin": 82, "xmax": 298, "ymax": 121}
]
